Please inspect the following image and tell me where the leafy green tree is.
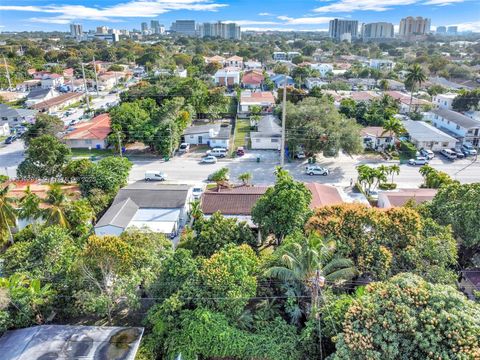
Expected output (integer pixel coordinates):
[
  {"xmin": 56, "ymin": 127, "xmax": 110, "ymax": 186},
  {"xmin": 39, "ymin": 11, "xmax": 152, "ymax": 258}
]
[
  {"xmin": 62, "ymin": 159, "xmax": 94, "ymax": 183},
  {"xmin": 381, "ymin": 117, "xmax": 405, "ymax": 138},
  {"xmin": 333, "ymin": 273, "xmax": 480, "ymax": 360},
  {"xmin": 65, "ymin": 199, "xmax": 94, "ymax": 238},
  {"xmin": 405, "ymin": 64, "xmax": 427, "ymax": 113},
  {"xmin": 419, "ymin": 165, "xmax": 456, "ymax": 189},
  {"xmin": 23, "ymin": 114, "xmax": 64, "ymax": 145},
  {"xmin": 0, "ymin": 185, "xmax": 17, "ymax": 245},
  {"xmin": 238, "ymin": 172, "xmax": 252, "ymax": 186},
  {"xmin": 18, "ymin": 186, "xmax": 41, "ymax": 221},
  {"xmin": 80, "ymin": 156, "xmax": 132, "ymax": 196},
  {"xmin": 252, "ymin": 167, "xmax": 312, "ymax": 244},
  {"xmin": 452, "ymin": 89, "xmax": 480, "ymax": 112},
  {"xmin": 17, "ymin": 135, "xmax": 71, "ymax": 181}
]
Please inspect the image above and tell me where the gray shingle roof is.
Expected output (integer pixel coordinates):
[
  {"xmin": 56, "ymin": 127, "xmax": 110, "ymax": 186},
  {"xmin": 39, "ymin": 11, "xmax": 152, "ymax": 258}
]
[
  {"xmin": 95, "ymin": 197, "xmax": 139, "ymax": 228},
  {"xmin": 26, "ymin": 87, "xmax": 52, "ymax": 100},
  {"xmin": 431, "ymin": 108, "xmax": 480, "ymax": 129},
  {"xmin": 0, "ymin": 104, "xmax": 37, "ymax": 118},
  {"xmin": 183, "ymin": 123, "xmax": 220, "ymax": 135},
  {"xmin": 212, "ymin": 125, "xmax": 231, "ymax": 139},
  {"xmin": 251, "ymin": 115, "xmax": 281, "ymax": 138},
  {"xmin": 402, "ymin": 120, "xmax": 457, "ymax": 142}
]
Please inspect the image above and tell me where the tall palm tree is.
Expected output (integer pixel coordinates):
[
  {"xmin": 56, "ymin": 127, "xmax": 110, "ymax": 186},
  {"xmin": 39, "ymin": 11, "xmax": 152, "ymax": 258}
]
[
  {"xmin": 0, "ymin": 185, "xmax": 17, "ymax": 245},
  {"xmin": 388, "ymin": 164, "xmax": 400, "ymax": 184},
  {"xmin": 18, "ymin": 186, "xmax": 41, "ymax": 221},
  {"xmin": 381, "ymin": 117, "xmax": 406, "ymax": 138},
  {"xmin": 42, "ymin": 184, "xmax": 70, "ymax": 228},
  {"xmin": 265, "ymin": 235, "xmax": 357, "ymax": 319},
  {"xmin": 405, "ymin": 64, "xmax": 427, "ymax": 113}
]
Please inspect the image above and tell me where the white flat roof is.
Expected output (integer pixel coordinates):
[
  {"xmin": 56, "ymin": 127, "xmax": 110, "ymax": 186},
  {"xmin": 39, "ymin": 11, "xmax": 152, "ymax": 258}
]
[{"xmin": 402, "ymin": 120, "xmax": 457, "ymax": 143}]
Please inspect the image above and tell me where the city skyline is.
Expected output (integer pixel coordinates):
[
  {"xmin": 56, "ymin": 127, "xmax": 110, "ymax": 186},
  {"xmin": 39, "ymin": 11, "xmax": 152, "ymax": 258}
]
[{"xmin": 0, "ymin": 0, "xmax": 479, "ymax": 33}]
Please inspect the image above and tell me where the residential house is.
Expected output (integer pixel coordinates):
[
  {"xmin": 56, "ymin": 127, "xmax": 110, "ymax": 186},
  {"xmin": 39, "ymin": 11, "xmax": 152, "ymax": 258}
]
[
  {"xmin": 244, "ymin": 60, "xmax": 262, "ymax": 70},
  {"xmin": 95, "ymin": 182, "xmax": 192, "ymax": 236},
  {"xmin": 16, "ymin": 79, "xmax": 41, "ymax": 92},
  {"xmin": 97, "ymin": 71, "xmax": 125, "ymax": 90},
  {"xmin": 241, "ymin": 70, "xmax": 264, "ymax": 89},
  {"xmin": 0, "ymin": 91, "xmax": 26, "ymax": 102},
  {"xmin": 205, "ymin": 55, "xmax": 226, "ymax": 66},
  {"xmin": 0, "ymin": 104, "xmax": 37, "ymax": 127},
  {"xmin": 310, "ymin": 63, "xmax": 333, "ymax": 77},
  {"xmin": 430, "ymin": 108, "xmax": 480, "ymax": 146},
  {"xmin": 226, "ymin": 55, "xmax": 243, "ymax": 68},
  {"xmin": 349, "ymin": 91, "xmax": 379, "ymax": 102},
  {"xmin": 402, "ymin": 120, "xmax": 458, "ymax": 151},
  {"xmin": 30, "ymin": 92, "xmax": 84, "ymax": 114},
  {"xmin": 41, "ymin": 74, "xmax": 64, "ymax": 89},
  {"xmin": 214, "ymin": 67, "xmax": 241, "ymax": 87},
  {"xmin": 369, "ymin": 59, "xmax": 395, "ymax": 71},
  {"xmin": 63, "ymin": 113, "xmax": 111, "ymax": 149},
  {"xmin": 90, "ymin": 60, "xmax": 112, "ymax": 72},
  {"xmin": 269, "ymin": 74, "xmax": 295, "ymax": 89},
  {"xmin": 0, "ymin": 325, "xmax": 143, "ymax": 360},
  {"xmin": 238, "ymin": 91, "xmax": 276, "ymax": 117},
  {"xmin": 361, "ymin": 126, "xmax": 396, "ymax": 150},
  {"xmin": 385, "ymin": 79, "xmax": 405, "ymax": 91},
  {"xmin": 377, "ymin": 188, "xmax": 438, "ymax": 208},
  {"xmin": 429, "ymin": 76, "xmax": 471, "ymax": 91},
  {"xmin": 385, "ymin": 90, "xmax": 431, "ymax": 113},
  {"xmin": 459, "ymin": 269, "xmax": 480, "ymax": 300},
  {"xmin": 183, "ymin": 123, "xmax": 232, "ymax": 148},
  {"xmin": 0, "ymin": 123, "xmax": 10, "ymax": 136},
  {"xmin": 25, "ymin": 88, "xmax": 59, "ymax": 107},
  {"xmin": 272, "ymin": 51, "xmax": 301, "ymax": 61},
  {"xmin": 348, "ymin": 78, "xmax": 376, "ymax": 90},
  {"xmin": 305, "ymin": 77, "xmax": 328, "ymax": 90},
  {"xmin": 250, "ymin": 115, "xmax": 281, "ymax": 150},
  {"xmin": 432, "ymin": 93, "xmax": 457, "ymax": 110}
]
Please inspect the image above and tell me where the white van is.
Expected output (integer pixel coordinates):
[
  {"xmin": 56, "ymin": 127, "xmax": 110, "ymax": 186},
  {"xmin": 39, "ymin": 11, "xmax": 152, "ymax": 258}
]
[
  {"xmin": 145, "ymin": 171, "xmax": 167, "ymax": 181},
  {"xmin": 206, "ymin": 148, "xmax": 227, "ymax": 158}
]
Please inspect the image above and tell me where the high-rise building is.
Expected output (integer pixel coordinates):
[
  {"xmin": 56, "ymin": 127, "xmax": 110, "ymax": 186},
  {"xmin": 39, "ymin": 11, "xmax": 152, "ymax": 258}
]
[
  {"xmin": 198, "ymin": 21, "xmax": 241, "ymax": 40},
  {"xmin": 150, "ymin": 20, "xmax": 159, "ymax": 33},
  {"xmin": 436, "ymin": 26, "xmax": 447, "ymax": 34},
  {"xmin": 362, "ymin": 22, "xmax": 394, "ymax": 42},
  {"xmin": 96, "ymin": 26, "xmax": 108, "ymax": 35},
  {"xmin": 329, "ymin": 19, "xmax": 358, "ymax": 42},
  {"xmin": 447, "ymin": 26, "xmax": 458, "ymax": 34},
  {"xmin": 398, "ymin": 17, "xmax": 431, "ymax": 39},
  {"xmin": 69, "ymin": 24, "xmax": 83, "ymax": 38},
  {"xmin": 170, "ymin": 20, "xmax": 197, "ymax": 36},
  {"xmin": 141, "ymin": 22, "xmax": 148, "ymax": 33}
]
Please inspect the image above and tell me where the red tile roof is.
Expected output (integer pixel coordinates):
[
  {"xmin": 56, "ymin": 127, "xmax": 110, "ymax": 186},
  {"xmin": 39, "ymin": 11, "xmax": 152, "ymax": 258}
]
[
  {"xmin": 242, "ymin": 70, "xmax": 264, "ymax": 85},
  {"xmin": 350, "ymin": 91, "xmax": 378, "ymax": 102},
  {"xmin": 380, "ymin": 189, "xmax": 438, "ymax": 208},
  {"xmin": 240, "ymin": 91, "xmax": 275, "ymax": 104},
  {"xmin": 31, "ymin": 92, "xmax": 83, "ymax": 110},
  {"xmin": 306, "ymin": 183, "xmax": 344, "ymax": 209},
  {"xmin": 361, "ymin": 126, "xmax": 388, "ymax": 138},
  {"xmin": 64, "ymin": 113, "xmax": 111, "ymax": 140}
]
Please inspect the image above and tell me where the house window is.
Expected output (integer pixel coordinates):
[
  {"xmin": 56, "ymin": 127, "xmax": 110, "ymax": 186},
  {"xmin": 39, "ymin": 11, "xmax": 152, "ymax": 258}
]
[
  {"xmin": 256, "ymin": 139, "xmax": 261, "ymax": 143},
  {"xmin": 190, "ymin": 135, "xmax": 194, "ymax": 139},
  {"xmin": 271, "ymin": 138, "xmax": 279, "ymax": 143},
  {"xmin": 456, "ymin": 125, "xmax": 460, "ymax": 130},
  {"xmin": 85, "ymin": 140, "xmax": 92, "ymax": 144},
  {"xmin": 442, "ymin": 142, "xmax": 448, "ymax": 147}
]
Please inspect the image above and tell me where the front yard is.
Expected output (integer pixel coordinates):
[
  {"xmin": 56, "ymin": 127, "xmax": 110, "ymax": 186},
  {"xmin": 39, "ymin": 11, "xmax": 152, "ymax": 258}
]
[{"xmin": 234, "ymin": 119, "xmax": 250, "ymax": 149}]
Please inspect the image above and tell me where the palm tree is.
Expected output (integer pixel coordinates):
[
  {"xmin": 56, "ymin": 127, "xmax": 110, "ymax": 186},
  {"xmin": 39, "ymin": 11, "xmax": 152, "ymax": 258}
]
[
  {"xmin": 388, "ymin": 164, "xmax": 400, "ymax": 184},
  {"xmin": 0, "ymin": 185, "xmax": 17, "ymax": 245},
  {"xmin": 189, "ymin": 199, "xmax": 203, "ymax": 221},
  {"xmin": 238, "ymin": 172, "xmax": 252, "ymax": 186},
  {"xmin": 381, "ymin": 117, "xmax": 406, "ymax": 138},
  {"xmin": 265, "ymin": 234, "xmax": 357, "ymax": 319},
  {"xmin": 405, "ymin": 64, "xmax": 427, "ymax": 113},
  {"xmin": 18, "ymin": 186, "xmax": 41, "ymax": 221},
  {"xmin": 42, "ymin": 184, "xmax": 70, "ymax": 228}
]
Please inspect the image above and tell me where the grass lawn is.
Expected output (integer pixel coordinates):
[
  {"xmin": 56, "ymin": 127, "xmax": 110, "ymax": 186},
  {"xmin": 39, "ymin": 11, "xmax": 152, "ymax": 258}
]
[
  {"xmin": 234, "ymin": 119, "xmax": 250, "ymax": 149},
  {"xmin": 70, "ymin": 148, "xmax": 113, "ymax": 157}
]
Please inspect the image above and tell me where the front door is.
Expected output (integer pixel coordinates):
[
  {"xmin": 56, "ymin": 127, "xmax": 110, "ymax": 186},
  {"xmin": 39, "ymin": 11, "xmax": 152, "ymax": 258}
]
[{"xmin": 198, "ymin": 136, "xmax": 203, "ymax": 144}]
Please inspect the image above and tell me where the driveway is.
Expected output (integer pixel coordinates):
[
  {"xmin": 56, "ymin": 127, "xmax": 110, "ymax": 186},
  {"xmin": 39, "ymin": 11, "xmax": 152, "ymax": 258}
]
[{"xmin": 0, "ymin": 140, "xmax": 25, "ymax": 178}]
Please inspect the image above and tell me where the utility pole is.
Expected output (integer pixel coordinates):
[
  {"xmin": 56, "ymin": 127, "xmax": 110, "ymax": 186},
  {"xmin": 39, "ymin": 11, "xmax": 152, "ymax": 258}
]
[
  {"xmin": 3, "ymin": 55, "xmax": 12, "ymax": 90},
  {"xmin": 92, "ymin": 56, "xmax": 100, "ymax": 96},
  {"xmin": 280, "ymin": 74, "xmax": 287, "ymax": 167},
  {"xmin": 81, "ymin": 62, "xmax": 91, "ymax": 112}
]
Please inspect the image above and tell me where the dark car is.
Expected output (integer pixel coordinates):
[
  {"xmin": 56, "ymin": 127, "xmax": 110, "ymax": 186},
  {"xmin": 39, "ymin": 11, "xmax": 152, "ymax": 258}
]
[
  {"xmin": 236, "ymin": 147, "xmax": 245, "ymax": 156},
  {"xmin": 450, "ymin": 148, "xmax": 465, "ymax": 159},
  {"xmin": 5, "ymin": 135, "xmax": 17, "ymax": 144}
]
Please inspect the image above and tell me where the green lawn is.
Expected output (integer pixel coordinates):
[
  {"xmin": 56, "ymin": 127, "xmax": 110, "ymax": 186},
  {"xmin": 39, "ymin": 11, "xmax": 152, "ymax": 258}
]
[
  {"xmin": 70, "ymin": 148, "xmax": 113, "ymax": 157},
  {"xmin": 234, "ymin": 119, "xmax": 250, "ymax": 149}
]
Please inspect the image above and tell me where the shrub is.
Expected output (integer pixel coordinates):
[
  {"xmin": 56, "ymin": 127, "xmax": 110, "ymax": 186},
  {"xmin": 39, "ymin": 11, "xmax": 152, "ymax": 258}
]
[{"xmin": 379, "ymin": 183, "xmax": 397, "ymax": 190}]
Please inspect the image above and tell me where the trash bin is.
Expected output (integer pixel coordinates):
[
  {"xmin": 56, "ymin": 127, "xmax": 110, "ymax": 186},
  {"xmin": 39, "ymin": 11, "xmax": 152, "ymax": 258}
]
[
  {"xmin": 164, "ymin": 156, "xmax": 170, "ymax": 161},
  {"xmin": 256, "ymin": 156, "xmax": 260, "ymax": 163}
]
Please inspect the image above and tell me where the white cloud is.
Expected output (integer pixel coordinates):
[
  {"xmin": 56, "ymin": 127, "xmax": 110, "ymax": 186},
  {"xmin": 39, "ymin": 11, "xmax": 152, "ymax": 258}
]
[
  {"xmin": 277, "ymin": 15, "xmax": 334, "ymax": 25},
  {"xmin": 0, "ymin": 0, "xmax": 227, "ymax": 23},
  {"xmin": 224, "ymin": 20, "xmax": 280, "ymax": 25},
  {"xmin": 423, "ymin": 0, "xmax": 464, "ymax": 5},
  {"xmin": 313, "ymin": 0, "xmax": 418, "ymax": 13},
  {"xmin": 258, "ymin": 12, "xmax": 273, "ymax": 16},
  {"xmin": 450, "ymin": 21, "xmax": 480, "ymax": 32}
]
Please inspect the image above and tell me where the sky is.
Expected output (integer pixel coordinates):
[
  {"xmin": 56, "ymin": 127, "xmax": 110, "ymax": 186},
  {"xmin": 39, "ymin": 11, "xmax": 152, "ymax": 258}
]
[{"xmin": 0, "ymin": 0, "xmax": 479, "ymax": 33}]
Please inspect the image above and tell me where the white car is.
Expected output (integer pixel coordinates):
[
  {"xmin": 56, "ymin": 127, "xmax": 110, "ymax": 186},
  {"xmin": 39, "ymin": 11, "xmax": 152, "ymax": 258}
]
[
  {"xmin": 305, "ymin": 165, "xmax": 329, "ymax": 176},
  {"xmin": 201, "ymin": 155, "xmax": 218, "ymax": 164},
  {"xmin": 192, "ymin": 187, "xmax": 203, "ymax": 199},
  {"xmin": 178, "ymin": 143, "xmax": 190, "ymax": 154},
  {"xmin": 145, "ymin": 171, "xmax": 167, "ymax": 181},
  {"xmin": 408, "ymin": 157, "xmax": 429, "ymax": 166},
  {"xmin": 420, "ymin": 149, "xmax": 434, "ymax": 160},
  {"xmin": 462, "ymin": 143, "xmax": 477, "ymax": 156}
]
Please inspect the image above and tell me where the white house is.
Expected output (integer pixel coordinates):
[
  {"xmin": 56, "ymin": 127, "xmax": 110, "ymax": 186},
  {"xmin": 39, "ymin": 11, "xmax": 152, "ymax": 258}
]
[
  {"xmin": 41, "ymin": 74, "xmax": 64, "ymax": 89},
  {"xmin": 360, "ymin": 126, "xmax": 396, "ymax": 150},
  {"xmin": 309, "ymin": 63, "xmax": 333, "ymax": 77},
  {"xmin": 244, "ymin": 60, "xmax": 262, "ymax": 70},
  {"xmin": 95, "ymin": 183, "xmax": 192, "ymax": 237},
  {"xmin": 214, "ymin": 67, "xmax": 240, "ymax": 87},
  {"xmin": 0, "ymin": 104, "xmax": 37, "ymax": 127},
  {"xmin": 226, "ymin": 56, "xmax": 243, "ymax": 68},
  {"xmin": 63, "ymin": 113, "xmax": 111, "ymax": 149},
  {"xmin": 30, "ymin": 92, "xmax": 84, "ymax": 114},
  {"xmin": 369, "ymin": 59, "xmax": 395, "ymax": 71},
  {"xmin": 430, "ymin": 108, "xmax": 480, "ymax": 146},
  {"xmin": 0, "ymin": 122, "xmax": 10, "ymax": 136},
  {"xmin": 305, "ymin": 78, "xmax": 328, "ymax": 90},
  {"xmin": 238, "ymin": 91, "xmax": 276, "ymax": 117},
  {"xmin": 183, "ymin": 123, "xmax": 231, "ymax": 148},
  {"xmin": 272, "ymin": 51, "xmax": 300, "ymax": 61},
  {"xmin": 250, "ymin": 115, "xmax": 282, "ymax": 150},
  {"xmin": 25, "ymin": 88, "xmax": 59, "ymax": 107},
  {"xmin": 432, "ymin": 93, "xmax": 457, "ymax": 110},
  {"xmin": 402, "ymin": 120, "xmax": 458, "ymax": 151}
]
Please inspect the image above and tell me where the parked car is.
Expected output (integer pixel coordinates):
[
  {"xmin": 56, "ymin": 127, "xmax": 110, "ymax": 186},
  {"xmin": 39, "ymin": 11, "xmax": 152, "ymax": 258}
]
[
  {"xmin": 144, "ymin": 171, "xmax": 167, "ymax": 181},
  {"xmin": 451, "ymin": 148, "xmax": 465, "ymax": 159},
  {"xmin": 178, "ymin": 143, "xmax": 190, "ymax": 154},
  {"xmin": 408, "ymin": 157, "xmax": 429, "ymax": 166},
  {"xmin": 367, "ymin": 190, "xmax": 379, "ymax": 200},
  {"xmin": 192, "ymin": 187, "xmax": 203, "ymax": 199},
  {"xmin": 305, "ymin": 165, "xmax": 329, "ymax": 176},
  {"xmin": 295, "ymin": 151, "xmax": 306, "ymax": 159},
  {"xmin": 461, "ymin": 143, "xmax": 477, "ymax": 156},
  {"xmin": 201, "ymin": 155, "xmax": 218, "ymax": 164},
  {"xmin": 440, "ymin": 149, "xmax": 457, "ymax": 160},
  {"xmin": 236, "ymin": 147, "xmax": 245, "ymax": 156},
  {"xmin": 420, "ymin": 149, "xmax": 434, "ymax": 160},
  {"xmin": 206, "ymin": 148, "xmax": 227, "ymax": 158},
  {"xmin": 5, "ymin": 135, "xmax": 17, "ymax": 144}
]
